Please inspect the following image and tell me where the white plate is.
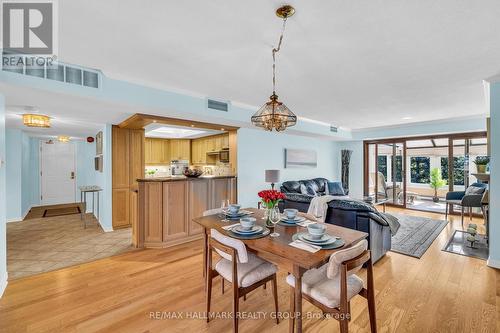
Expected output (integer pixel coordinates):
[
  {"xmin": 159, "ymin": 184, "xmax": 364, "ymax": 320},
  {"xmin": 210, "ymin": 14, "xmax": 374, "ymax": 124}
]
[
  {"xmin": 232, "ymin": 225, "xmax": 263, "ymax": 235},
  {"xmin": 281, "ymin": 216, "xmax": 306, "ymax": 224},
  {"xmin": 298, "ymin": 233, "xmax": 337, "ymax": 245}
]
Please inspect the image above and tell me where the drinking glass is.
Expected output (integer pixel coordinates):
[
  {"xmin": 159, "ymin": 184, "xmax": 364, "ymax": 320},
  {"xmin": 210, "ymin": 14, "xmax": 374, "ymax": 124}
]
[
  {"xmin": 221, "ymin": 199, "xmax": 230, "ymax": 222},
  {"xmin": 269, "ymin": 206, "xmax": 281, "ymax": 237}
]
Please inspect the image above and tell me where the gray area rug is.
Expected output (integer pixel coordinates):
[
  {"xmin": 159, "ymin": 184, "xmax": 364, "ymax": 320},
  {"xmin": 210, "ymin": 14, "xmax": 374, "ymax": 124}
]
[
  {"xmin": 390, "ymin": 213, "xmax": 447, "ymax": 258},
  {"xmin": 443, "ymin": 230, "xmax": 488, "ymax": 260}
]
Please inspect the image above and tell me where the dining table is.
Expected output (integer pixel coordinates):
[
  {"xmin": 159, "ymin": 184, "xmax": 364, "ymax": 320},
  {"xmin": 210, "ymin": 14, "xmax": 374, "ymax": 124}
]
[{"xmin": 193, "ymin": 208, "xmax": 369, "ymax": 333}]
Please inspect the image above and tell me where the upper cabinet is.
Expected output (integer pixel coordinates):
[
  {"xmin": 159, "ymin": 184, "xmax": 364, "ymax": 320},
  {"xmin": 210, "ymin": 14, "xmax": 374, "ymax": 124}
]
[
  {"xmin": 190, "ymin": 133, "xmax": 229, "ymax": 165},
  {"xmin": 170, "ymin": 139, "xmax": 191, "ymax": 161}
]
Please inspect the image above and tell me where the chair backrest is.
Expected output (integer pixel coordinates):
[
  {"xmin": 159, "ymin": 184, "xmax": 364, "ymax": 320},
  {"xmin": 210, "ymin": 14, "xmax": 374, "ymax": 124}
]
[
  {"xmin": 369, "ymin": 172, "xmax": 387, "ymax": 196},
  {"xmin": 327, "ymin": 239, "xmax": 368, "ymax": 279},
  {"xmin": 210, "ymin": 229, "xmax": 249, "ymax": 263},
  {"xmin": 203, "ymin": 208, "xmax": 223, "ymax": 217},
  {"xmin": 465, "ymin": 183, "xmax": 487, "ymax": 195}
]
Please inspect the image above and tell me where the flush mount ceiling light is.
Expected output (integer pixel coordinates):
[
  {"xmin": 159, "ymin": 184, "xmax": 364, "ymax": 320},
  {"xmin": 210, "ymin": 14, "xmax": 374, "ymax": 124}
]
[
  {"xmin": 57, "ymin": 135, "xmax": 70, "ymax": 143},
  {"xmin": 251, "ymin": 5, "xmax": 297, "ymax": 132},
  {"xmin": 22, "ymin": 114, "xmax": 50, "ymax": 128}
]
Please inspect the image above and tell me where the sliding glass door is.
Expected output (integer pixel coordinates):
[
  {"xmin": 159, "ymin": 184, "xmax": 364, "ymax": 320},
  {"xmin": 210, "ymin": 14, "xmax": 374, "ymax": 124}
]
[{"xmin": 364, "ymin": 132, "xmax": 487, "ymax": 214}]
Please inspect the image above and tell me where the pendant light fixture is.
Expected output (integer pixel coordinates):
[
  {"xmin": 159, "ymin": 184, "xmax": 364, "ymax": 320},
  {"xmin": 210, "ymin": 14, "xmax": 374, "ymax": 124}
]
[
  {"xmin": 57, "ymin": 135, "xmax": 70, "ymax": 143},
  {"xmin": 22, "ymin": 113, "xmax": 51, "ymax": 128},
  {"xmin": 251, "ymin": 5, "xmax": 297, "ymax": 132}
]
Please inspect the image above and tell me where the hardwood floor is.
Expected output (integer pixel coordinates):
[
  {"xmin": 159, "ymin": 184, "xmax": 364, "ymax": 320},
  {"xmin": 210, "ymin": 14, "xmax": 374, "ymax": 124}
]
[{"xmin": 0, "ymin": 208, "xmax": 498, "ymax": 332}]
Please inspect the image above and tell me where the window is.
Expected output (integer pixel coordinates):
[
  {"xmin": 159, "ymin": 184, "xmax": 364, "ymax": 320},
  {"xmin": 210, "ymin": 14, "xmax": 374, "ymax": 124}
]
[
  {"xmin": 377, "ymin": 156, "xmax": 387, "ymax": 180},
  {"xmin": 410, "ymin": 157, "xmax": 430, "ymax": 183},
  {"xmin": 441, "ymin": 157, "xmax": 465, "ymax": 186},
  {"xmin": 392, "ymin": 155, "xmax": 403, "ymax": 182}
]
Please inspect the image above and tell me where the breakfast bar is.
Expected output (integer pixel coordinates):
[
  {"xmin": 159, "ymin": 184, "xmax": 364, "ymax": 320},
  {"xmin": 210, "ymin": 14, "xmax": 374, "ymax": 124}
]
[{"xmin": 134, "ymin": 176, "xmax": 237, "ymax": 248}]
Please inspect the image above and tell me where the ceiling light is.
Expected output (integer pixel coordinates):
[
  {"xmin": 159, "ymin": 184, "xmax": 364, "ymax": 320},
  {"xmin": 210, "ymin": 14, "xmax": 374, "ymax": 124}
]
[
  {"xmin": 402, "ymin": 116, "xmax": 413, "ymax": 120},
  {"xmin": 23, "ymin": 114, "xmax": 50, "ymax": 128},
  {"xmin": 146, "ymin": 126, "xmax": 206, "ymax": 139},
  {"xmin": 221, "ymin": 128, "xmax": 225, "ymax": 131},
  {"xmin": 251, "ymin": 5, "xmax": 297, "ymax": 132},
  {"xmin": 57, "ymin": 135, "xmax": 70, "ymax": 143}
]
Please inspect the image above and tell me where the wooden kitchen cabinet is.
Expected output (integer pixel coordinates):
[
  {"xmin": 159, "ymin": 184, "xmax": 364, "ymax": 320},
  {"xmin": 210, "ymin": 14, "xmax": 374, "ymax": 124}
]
[
  {"xmin": 162, "ymin": 181, "xmax": 189, "ymax": 242},
  {"xmin": 145, "ymin": 138, "xmax": 170, "ymax": 164},
  {"xmin": 188, "ymin": 180, "xmax": 210, "ymax": 236},
  {"xmin": 170, "ymin": 139, "xmax": 190, "ymax": 161},
  {"xmin": 112, "ymin": 188, "xmax": 130, "ymax": 228},
  {"xmin": 222, "ymin": 134, "xmax": 229, "ymax": 148}
]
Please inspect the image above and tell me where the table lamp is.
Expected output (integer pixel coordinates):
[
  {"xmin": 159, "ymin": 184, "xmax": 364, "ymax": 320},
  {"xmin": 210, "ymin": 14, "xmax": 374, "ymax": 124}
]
[{"xmin": 265, "ymin": 170, "xmax": 280, "ymax": 190}]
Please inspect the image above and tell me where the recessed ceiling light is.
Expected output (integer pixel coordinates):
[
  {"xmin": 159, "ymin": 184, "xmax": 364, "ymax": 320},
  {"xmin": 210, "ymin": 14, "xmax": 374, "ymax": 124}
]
[
  {"xmin": 402, "ymin": 116, "xmax": 413, "ymax": 120},
  {"xmin": 221, "ymin": 128, "xmax": 225, "ymax": 131},
  {"xmin": 191, "ymin": 124, "xmax": 195, "ymax": 127}
]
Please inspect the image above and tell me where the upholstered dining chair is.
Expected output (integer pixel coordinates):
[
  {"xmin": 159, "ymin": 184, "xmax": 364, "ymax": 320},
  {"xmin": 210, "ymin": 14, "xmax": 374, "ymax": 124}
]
[
  {"xmin": 287, "ymin": 239, "xmax": 376, "ymax": 333},
  {"xmin": 445, "ymin": 182, "xmax": 487, "ymax": 228},
  {"xmin": 206, "ymin": 229, "xmax": 279, "ymax": 333}
]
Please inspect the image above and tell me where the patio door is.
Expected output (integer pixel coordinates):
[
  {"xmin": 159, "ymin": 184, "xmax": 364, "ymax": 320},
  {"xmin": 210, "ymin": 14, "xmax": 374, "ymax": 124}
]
[{"xmin": 365, "ymin": 141, "xmax": 406, "ymax": 207}]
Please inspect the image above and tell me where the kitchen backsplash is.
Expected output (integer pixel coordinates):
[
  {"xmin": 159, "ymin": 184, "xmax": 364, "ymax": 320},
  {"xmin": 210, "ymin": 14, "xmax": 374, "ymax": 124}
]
[{"xmin": 145, "ymin": 163, "xmax": 232, "ymax": 177}]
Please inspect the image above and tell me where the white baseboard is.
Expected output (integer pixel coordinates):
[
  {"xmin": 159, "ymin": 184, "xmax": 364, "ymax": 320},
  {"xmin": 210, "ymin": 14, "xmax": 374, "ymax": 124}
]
[
  {"xmin": 0, "ymin": 272, "xmax": 8, "ymax": 298},
  {"xmin": 99, "ymin": 223, "xmax": 113, "ymax": 232},
  {"xmin": 7, "ymin": 205, "xmax": 33, "ymax": 222},
  {"xmin": 487, "ymin": 257, "xmax": 500, "ymax": 269}
]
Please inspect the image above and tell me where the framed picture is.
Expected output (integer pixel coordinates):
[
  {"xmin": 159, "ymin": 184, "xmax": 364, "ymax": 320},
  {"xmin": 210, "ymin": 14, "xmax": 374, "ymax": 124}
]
[
  {"xmin": 96, "ymin": 131, "xmax": 103, "ymax": 155},
  {"xmin": 284, "ymin": 149, "xmax": 317, "ymax": 168}
]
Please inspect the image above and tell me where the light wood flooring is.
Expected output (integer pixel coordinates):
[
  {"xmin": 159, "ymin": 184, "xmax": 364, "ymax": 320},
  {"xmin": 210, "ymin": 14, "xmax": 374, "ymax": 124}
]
[
  {"xmin": 7, "ymin": 212, "xmax": 134, "ymax": 279},
  {"xmin": 0, "ymin": 208, "xmax": 498, "ymax": 332}
]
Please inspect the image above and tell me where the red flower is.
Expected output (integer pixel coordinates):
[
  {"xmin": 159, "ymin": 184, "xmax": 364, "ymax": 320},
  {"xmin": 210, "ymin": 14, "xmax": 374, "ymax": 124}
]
[{"xmin": 258, "ymin": 190, "xmax": 286, "ymax": 208}]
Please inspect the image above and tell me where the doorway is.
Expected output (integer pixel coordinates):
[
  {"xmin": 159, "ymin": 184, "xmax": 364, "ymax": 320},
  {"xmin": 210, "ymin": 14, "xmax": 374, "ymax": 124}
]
[{"xmin": 40, "ymin": 140, "xmax": 76, "ymax": 205}]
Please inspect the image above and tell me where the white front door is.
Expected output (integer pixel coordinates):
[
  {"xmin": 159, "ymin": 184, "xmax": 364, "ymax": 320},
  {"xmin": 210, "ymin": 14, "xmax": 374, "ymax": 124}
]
[{"xmin": 40, "ymin": 141, "xmax": 76, "ymax": 205}]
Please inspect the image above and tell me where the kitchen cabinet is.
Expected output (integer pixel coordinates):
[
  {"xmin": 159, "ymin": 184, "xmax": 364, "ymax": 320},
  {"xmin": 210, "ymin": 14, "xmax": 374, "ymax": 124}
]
[
  {"xmin": 190, "ymin": 133, "xmax": 230, "ymax": 165},
  {"xmin": 170, "ymin": 139, "xmax": 190, "ymax": 161},
  {"xmin": 145, "ymin": 138, "xmax": 170, "ymax": 164},
  {"xmin": 136, "ymin": 176, "xmax": 237, "ymax": 248},
  {"xmin": 222, "ymin": 134, "xmax": 229, "ymax": 149}
]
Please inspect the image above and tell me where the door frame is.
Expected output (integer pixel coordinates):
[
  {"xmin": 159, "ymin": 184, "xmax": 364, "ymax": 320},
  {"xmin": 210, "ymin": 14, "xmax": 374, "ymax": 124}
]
[{"xmin": 39, "ymin": 140, "xmax": 77, "ymax": 205}]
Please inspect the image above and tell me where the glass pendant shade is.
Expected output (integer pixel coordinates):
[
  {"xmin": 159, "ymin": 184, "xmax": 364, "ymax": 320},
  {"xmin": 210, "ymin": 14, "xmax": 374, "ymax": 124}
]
[
  {"xmin": 251, "ymin": 94, "xmax": 297, "ymax": 132},
  {"xmin": 22, "ymin": 114, "xmax": 50, "ymax": 128}
]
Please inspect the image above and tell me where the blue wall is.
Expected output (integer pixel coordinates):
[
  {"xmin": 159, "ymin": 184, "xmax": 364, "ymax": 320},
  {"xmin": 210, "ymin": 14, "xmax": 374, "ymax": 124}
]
[
  {"xmin": 237, "ymin": 128, "xmax": 339, "ymax": 207},
  {"xmin": 488, "ymin": 82, "xmax": 499, "ymax": 268},
  {"xmin": 0, "ymin": 94, "xmax": 7, "ymax": 296},
  {"xmin": 5, "ymin": 129, "xmax": 22, "ymax": 221}
]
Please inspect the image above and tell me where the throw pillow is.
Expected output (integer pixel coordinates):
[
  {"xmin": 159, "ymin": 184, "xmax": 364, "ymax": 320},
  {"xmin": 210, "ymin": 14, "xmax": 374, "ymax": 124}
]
[
  {"xmin": 300, "ymin": 183, "xmax": 317, "ymax": 196},
  {"xmin": 327, "ymin": 181, "xmax": 345, "ymax": 196},
  {"xmin": 465, "ymin": 185, "xmax": 486, "ymax": 195}
]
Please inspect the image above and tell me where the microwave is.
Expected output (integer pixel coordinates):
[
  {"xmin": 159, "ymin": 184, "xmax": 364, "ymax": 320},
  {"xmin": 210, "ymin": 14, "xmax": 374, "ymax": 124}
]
[{"xmin": 219, "ymin": 149, "xmax": 229, "ymax": 163}]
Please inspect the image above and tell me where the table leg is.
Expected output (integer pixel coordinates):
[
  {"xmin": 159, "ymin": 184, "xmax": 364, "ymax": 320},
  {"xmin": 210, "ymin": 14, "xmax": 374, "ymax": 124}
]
[
  {"xmin": 383, "ymin": 202, "xmax": 386, "ymax": 213},
  {"xmin": 293, "ymin": 265, "xmax": 305, "ymax": 333},
  {"xmin": 80, "ymin": 191, "xmax": 83, "ymax": 220},
  {"xmin": 203, "ymin": 229, "xmax": 208, "ymax": 280},
  {"xmin": 97, "ymin": 191, "xmax": 100, "ymax": 222}
]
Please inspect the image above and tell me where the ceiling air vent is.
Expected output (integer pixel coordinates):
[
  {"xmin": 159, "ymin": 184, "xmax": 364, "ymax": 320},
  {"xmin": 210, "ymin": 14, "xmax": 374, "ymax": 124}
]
[
  {"xmin": 330, "ymin": 125, "xmax": 338, "ymax": 133},
  {"xmin": 207, "ymin": 99, "xmax": 229, "ymax": 112}
]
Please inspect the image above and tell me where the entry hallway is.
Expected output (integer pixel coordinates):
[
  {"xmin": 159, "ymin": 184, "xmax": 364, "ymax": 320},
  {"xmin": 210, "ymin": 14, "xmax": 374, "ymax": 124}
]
[
  {"xmin": 0, "ymin": 208, "xmax": 497, "ymax": 332},
  {"xmin": 7, "ymin": 210, "xmax": 133, "ymax": 279}
]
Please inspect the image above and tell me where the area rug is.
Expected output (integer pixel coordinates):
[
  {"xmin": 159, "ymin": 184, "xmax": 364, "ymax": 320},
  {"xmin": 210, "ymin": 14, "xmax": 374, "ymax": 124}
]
[
  {"xmin": 443, "ymin": 230, "xmax": 488, "ymax": 260},
  {"xmin": 390, "ymin": 213, "xmax": 447, "ymax": 258},
  {"xmin": 43, "ymin": 206, "xmax": 81, "ymax": 217}
]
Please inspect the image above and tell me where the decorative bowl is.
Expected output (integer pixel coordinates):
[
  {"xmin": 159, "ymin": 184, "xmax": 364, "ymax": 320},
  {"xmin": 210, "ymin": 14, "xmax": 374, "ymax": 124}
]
[
  {"xmin": 183, "ymin": 168, "xmax": 203, "ymax": 178},
  {"xmin": 307, "ymin": 223, "xmax": 326, "ymax": 240}
]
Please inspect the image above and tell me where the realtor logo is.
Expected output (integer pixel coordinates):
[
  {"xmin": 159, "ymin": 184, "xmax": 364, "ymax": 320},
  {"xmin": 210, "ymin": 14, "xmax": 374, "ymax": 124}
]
[{"xmin": 1, "ymin": 0, "xmax": 58, "ymax": 69}]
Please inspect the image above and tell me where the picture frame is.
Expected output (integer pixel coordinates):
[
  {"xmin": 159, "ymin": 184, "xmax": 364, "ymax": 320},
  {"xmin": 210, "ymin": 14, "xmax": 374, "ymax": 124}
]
[
  {"xmin": 284, "ymin": 148, "xmax": 317, "ymax": 168},
  {"xmin": 96, "ymin": 131, "xmax": 103, "ymax": 155}
]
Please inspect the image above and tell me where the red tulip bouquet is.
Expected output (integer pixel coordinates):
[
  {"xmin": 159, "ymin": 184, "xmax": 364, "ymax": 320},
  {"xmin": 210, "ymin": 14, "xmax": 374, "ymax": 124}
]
[{"xmin": 258, "ymin": 189, "xmax": 286, "ymax": 209}]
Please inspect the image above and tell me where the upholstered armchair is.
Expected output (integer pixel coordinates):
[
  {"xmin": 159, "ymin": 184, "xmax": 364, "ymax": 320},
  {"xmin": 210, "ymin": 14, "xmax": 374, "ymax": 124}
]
[{"xmin": 445, "ymin": 182, "xmax": 487, "ymax": 228}]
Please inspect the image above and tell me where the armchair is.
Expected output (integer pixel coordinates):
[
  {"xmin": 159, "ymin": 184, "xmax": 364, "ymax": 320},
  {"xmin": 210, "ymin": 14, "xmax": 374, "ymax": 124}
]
[{"xmin": 445, "ymin": 182, "xmax": 487, "ymax": 228}]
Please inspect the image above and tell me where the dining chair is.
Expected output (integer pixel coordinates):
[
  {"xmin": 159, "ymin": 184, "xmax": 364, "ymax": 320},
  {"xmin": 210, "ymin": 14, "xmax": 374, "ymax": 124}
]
[
  {"xmin": 206, "ymin": 229, "xmax": 279, "ymax": 333},
  {"xmin": 287, "ymin": 239, "xmax": 376, "ymax": 333}
]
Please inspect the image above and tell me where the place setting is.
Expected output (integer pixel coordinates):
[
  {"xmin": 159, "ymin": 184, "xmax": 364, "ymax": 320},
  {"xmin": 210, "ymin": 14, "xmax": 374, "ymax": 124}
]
[
  {"xmin": 220, "ymin": 201, "xmax": 254, "ymax": 222},
  {"xmin": 289, "ymin": 223, "xmax": 345, "ymax": 253},
  {"xmin": 277, "ymin": 208, "xmax": 315, "ymax": 227},
  {"xmin": 222, "ymin": 216, "xmax": 270, "ymax": 239}
]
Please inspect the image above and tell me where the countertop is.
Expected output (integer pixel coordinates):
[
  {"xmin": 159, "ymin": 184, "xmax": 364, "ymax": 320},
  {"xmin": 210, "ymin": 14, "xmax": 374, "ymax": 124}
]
[{"xmin": 137, "ymin": 175, "xmax": 236, "ymax": 182}]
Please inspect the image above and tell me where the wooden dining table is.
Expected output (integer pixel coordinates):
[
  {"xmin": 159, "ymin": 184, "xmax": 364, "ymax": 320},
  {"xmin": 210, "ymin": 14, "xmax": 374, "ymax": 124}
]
[{"xmin": 193, "ymin": 208, "xmax": 368, "ymax": 333}]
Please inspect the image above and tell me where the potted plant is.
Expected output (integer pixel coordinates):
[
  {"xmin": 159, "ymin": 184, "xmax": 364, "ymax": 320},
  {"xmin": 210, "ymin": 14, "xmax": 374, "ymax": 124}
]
[
  {"xmin": 473, "ymin": 156, "xmax": 490, "ymax": 173},
  {"xmin": 429, "ymin": 167, "xmax": 447, "ymax": 203}
]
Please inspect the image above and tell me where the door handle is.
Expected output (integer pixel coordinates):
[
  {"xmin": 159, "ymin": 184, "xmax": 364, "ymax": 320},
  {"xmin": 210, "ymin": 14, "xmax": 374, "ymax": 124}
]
[{"xmin": 71, "ymin": 172, "xmax": 75, "ymax": 179}]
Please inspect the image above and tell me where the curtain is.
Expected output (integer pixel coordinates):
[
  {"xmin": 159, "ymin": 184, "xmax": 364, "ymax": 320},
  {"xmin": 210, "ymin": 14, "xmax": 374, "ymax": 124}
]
[{"xmin": 341, "ymin": 149, "xmax": 353, "ymax": 194}]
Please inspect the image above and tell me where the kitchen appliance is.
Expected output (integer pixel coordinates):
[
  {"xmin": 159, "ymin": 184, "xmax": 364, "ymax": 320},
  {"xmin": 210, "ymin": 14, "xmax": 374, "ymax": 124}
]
[
  {"xmin": 171, "ymin": 160, "xmax": 189, "ymax": 176},
  {"xmin": 219, "ymin": 148, "xmax": 229, "ymax": 163}
]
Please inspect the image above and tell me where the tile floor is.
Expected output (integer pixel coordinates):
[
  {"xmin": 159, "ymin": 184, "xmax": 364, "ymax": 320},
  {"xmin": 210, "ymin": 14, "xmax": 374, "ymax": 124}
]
[{"xmin": 7, "ymin": 212, "xmax": 135, "ymax": 280}]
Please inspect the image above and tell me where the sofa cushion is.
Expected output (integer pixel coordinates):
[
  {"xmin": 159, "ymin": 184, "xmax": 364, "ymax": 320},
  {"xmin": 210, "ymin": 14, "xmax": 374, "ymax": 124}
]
[
  {"xmin": 465, "ymin": 184, "xmax": 486, "ymax": 195},
  {"xmin": 281, "ymin": 180, "xmax": 302, "ymax": 194},
  {"xmin": 300, "ymin": 183, "xmax": 317, "ymax": 196},
  {"xmin": 327, "ymin": 181, "xmax": 345, "ymax": 196}
]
